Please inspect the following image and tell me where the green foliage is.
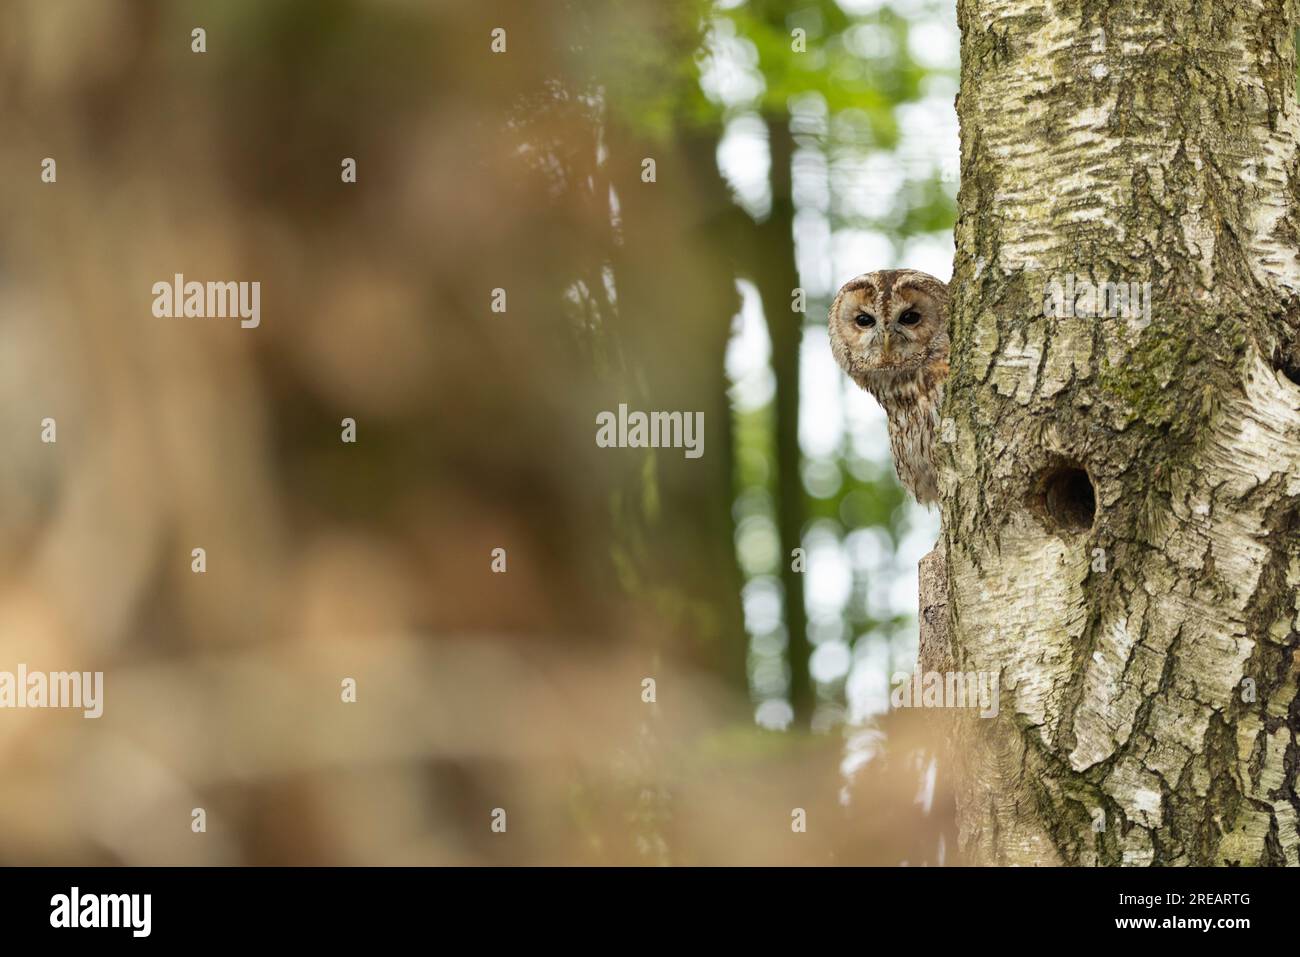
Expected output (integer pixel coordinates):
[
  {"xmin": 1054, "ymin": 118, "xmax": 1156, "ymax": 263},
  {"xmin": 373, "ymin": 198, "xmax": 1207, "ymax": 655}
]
[{"xmin": 726, "ymin": 2, "xmax": 924, "ymax": 125}]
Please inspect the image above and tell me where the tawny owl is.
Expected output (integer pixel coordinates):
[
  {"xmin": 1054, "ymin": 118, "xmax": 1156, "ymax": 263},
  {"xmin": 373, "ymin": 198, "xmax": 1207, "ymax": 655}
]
[{"xmin": 828, "ymin": 269, "xmax": 950, "ymax": 505}]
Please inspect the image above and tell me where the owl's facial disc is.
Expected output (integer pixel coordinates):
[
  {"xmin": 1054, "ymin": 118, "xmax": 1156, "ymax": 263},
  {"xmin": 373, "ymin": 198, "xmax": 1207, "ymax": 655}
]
[
  {"xmin": 835, "ymin": 288, "xmax": 937, "ymax": 373},
  {"xmin": 829, "ymin": 270, "xmax": 949, "ymax": 385}
]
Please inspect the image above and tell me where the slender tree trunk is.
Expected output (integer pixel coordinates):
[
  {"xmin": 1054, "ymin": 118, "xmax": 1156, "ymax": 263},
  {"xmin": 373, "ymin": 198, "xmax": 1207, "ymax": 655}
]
[
  {"xmin": 752, "ymin": 116, "xmax": 814, "ymax": 727},
  {"xmin": 946, "ymin": 1, "xmax": 1300, "ymax": 865}
]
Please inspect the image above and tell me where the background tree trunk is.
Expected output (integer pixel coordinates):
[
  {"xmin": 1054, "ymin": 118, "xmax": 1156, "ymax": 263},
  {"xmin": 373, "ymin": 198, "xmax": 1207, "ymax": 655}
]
[
  {"xmin": 751, "ymin": 116, "xmax": 814, "ymax": 727},
  {"xmin": 946, "ymin": 0, "xmax": 1300, "ymax": 865}
]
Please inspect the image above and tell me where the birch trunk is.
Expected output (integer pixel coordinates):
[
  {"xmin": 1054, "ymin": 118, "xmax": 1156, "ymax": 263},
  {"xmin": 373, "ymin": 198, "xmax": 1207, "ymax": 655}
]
[{"xmin": 945, "ymin": 0, "xmax": 1300, "ymax": 865}]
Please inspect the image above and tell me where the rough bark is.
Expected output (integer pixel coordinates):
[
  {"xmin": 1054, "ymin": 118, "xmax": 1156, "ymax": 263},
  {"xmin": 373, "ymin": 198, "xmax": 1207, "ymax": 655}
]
[
  {"xmin": 946, "ymin": 0, "xmax": 1300, "ymax": 865},
  {"xmin": 918, "ymin": 544, "xmax": 951, "ymax": 676}
]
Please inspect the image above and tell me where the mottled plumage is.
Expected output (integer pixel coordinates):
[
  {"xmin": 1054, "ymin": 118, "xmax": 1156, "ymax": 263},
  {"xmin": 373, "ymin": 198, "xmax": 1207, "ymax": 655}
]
[{"xmin": 828, "ymin": 269, "xmax": 950, "ymax": 505}]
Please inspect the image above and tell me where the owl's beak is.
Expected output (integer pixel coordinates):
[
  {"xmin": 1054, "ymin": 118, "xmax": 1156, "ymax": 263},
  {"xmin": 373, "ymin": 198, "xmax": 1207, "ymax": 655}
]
[{"xmin": 879, "ymin": 330, "xmax": 894, "ymax": 364}]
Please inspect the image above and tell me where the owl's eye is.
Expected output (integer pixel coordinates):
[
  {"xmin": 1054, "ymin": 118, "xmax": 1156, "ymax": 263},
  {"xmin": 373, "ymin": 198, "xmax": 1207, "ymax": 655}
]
[
  {"xmin": 899, "ymin": 310, "xmax": 921, "ymax": 326},
  {"xmin": 854, "ymin": 313, "xmax": 875, "ymax": 328}
]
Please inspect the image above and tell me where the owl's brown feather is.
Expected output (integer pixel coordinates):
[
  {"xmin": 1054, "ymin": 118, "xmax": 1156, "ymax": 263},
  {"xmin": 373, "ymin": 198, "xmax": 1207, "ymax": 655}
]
[{"xmin": 828, "ymin": 269, "xmax": 950, "ymax": 505}]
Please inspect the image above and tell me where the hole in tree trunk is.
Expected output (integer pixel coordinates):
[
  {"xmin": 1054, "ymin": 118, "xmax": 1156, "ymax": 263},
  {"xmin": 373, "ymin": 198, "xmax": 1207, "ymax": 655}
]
[
  {"xmin": 1035, "ymin": 464, "xmax": 1095, "ymax": 533},
  {"xmin": 1273, "ymin": 345, "xmax": 1300, "ymax": 387}
]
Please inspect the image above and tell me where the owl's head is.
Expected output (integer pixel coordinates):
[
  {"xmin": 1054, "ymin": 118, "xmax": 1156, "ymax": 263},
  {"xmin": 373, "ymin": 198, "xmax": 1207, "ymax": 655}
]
[{"xmin": 828, "ymin": 269, "xmax": 949, "ymax": 383}]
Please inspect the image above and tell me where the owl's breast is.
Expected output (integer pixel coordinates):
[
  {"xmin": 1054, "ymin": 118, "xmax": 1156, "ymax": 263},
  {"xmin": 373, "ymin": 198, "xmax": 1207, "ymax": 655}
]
[{"xmin": 879, "ymin": 379, "xmax": 943, "ymax": 506}]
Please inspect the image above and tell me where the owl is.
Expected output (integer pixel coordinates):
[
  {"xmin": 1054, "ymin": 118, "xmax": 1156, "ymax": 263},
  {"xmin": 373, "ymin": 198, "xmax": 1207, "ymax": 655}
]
[{"xmin": 828, "ymin": 269, "xmax": 950, "ymax": 505}]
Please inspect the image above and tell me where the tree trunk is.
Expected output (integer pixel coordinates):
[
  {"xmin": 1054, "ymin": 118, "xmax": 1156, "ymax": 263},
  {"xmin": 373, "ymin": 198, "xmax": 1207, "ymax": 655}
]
[
  {"xmin": 946, "ymin": 1, "xmax": 1300, "ymax": 865},
  {"xmin": 752, "ymin": 116, "xmax": 814, "ymax": 727}
]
